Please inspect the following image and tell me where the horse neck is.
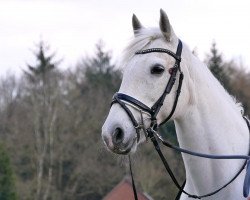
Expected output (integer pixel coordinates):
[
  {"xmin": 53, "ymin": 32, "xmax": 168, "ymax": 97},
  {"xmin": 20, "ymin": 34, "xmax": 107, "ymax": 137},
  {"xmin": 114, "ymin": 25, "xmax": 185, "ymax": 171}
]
[{"xmin": 174, "ymin": 49, "xmax": 249, "ymax": 195}]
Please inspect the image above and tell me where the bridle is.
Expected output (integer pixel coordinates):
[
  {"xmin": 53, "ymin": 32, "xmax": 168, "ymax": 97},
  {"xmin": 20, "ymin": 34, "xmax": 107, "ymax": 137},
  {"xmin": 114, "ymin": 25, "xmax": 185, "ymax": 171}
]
[
  {"xmin": 110, "ymin": 39, "xmax": 250, "ymax": 199},
  {"xmin": 112, "ymin": 40, "xmax": 183, "ymax": 142}
]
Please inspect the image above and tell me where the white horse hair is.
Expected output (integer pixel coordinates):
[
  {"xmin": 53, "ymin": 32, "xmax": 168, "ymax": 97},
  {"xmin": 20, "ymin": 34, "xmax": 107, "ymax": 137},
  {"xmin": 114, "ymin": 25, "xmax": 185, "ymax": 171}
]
[{"xmin": 102, "ymin": 9, "xmax": 249, "ymax": 200}]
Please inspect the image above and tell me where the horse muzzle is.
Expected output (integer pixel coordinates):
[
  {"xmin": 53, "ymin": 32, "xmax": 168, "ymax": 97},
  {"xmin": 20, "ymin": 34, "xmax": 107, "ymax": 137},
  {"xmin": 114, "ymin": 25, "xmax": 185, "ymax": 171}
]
[{"xmin": 102, "ymin": 111, "xmax": 138, "ymax": 155}]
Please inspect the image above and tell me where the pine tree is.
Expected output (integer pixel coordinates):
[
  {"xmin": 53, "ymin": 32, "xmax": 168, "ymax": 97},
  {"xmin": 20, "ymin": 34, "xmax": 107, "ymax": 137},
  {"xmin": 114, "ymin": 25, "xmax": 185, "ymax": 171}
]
[
  {"xmin": 206, "ymin": 42, "xmax": 230, "ymax": 90},
  {"xmin": 24, "ymin": 41, "xmax": 61, "ymax": 200},
  {"xmin": 83, "ymin": 41, "xmax": 121, "ymax": 91},
  {"xmin": 0, "ymin": 143, "xmax": 17, "ymax": 200},
  {"xmin": 25, "ymin": 41, "xmax": 59, "ymax": 83}
]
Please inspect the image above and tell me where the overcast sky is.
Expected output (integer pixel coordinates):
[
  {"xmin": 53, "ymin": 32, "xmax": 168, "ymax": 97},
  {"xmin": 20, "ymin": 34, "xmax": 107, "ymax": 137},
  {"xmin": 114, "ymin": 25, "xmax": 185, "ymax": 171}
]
[{"xmin": 1, "ymin": 0, "xmax": 250, "ymax": 76}]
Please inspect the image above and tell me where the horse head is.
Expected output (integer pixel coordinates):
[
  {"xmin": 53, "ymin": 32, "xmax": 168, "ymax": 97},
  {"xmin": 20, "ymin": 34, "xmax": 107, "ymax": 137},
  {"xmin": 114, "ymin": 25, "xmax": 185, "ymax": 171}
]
[{"xmin": 102, "ymin": 9, "xmax": 191, "ymax": 155}]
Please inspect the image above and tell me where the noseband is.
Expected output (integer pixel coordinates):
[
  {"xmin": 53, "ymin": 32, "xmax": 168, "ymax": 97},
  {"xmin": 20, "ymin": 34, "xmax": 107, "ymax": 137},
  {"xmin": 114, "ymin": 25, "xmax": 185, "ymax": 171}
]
[{"xmin": 110, "ymin": 39, "xmax": 250, "ymax": 199}]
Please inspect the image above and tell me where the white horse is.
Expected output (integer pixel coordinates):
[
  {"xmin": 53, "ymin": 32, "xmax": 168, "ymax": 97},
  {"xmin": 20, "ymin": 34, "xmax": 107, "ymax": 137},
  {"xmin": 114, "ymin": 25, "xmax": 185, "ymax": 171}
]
[{"xmin": 102, "ymin": 9, "xmax": 249, "ymax": 200}]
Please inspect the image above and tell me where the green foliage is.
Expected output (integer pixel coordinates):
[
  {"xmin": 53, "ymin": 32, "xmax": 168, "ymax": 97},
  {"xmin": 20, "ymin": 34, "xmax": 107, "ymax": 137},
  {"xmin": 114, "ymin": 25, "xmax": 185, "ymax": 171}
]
[{"xmin": 0, "ymin": 144, "xmax": 17, "ymax": 200}]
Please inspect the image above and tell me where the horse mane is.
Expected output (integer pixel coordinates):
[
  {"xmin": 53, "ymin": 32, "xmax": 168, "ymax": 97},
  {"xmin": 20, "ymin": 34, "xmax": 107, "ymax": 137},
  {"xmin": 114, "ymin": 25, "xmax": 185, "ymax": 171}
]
[{"xmin": 181, "ymin": 41, "xmax": 244, "ymax": 116}]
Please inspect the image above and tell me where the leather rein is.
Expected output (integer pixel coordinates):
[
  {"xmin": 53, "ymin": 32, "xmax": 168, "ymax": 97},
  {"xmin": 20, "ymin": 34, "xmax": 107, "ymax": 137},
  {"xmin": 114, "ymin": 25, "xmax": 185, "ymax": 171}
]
[{"xmin": 111, "ymin": 39, "xmax": 250, "ymax": 199}]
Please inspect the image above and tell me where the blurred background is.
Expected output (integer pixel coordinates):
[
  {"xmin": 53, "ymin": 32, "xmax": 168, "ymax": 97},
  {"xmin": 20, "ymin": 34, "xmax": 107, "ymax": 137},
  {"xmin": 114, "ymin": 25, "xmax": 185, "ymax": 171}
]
[{"xmin": 0, "ymin": 0, "xmax": 249, "ymax": 200}]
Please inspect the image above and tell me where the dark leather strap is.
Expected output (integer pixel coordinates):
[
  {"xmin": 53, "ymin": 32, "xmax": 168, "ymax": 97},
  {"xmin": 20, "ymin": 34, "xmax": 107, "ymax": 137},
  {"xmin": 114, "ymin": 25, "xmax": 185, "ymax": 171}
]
[
  {"xmin": 151, "ymin": 40, "xmax": 183, "ymax": 120},
  {"xmin": 129, "ymin": 155, "xmax": 138, "ymax": 200},
  {"xmin": 243, "ymin": 160, "xmax": 250, "ymax": 197},
  {"xmin": 151, "ymin": 116, "xmax": 250, "ymax": 199},
  {"xmin": 159, "ymin": 72, "xmax": 184, "ymax": 125},
  {"xmin": 114, "ymin": 40, "xmax": 183, "ymax": 125},
  {"xmin": 114, "ymin": 37, "xmax": 250, "ymax": 199},
  {"xmin": 112, "ymin": 95, "xmax": 141, "ymax": 142},
  {"xmin": 175, "ymin": 180, "xmax": 186, "ymax": 200},
  {"xmin": 243, "ymin": 117, "xmax": 250, "ymax": 197},
  {"xmin": 175, "ymin": 40, "xmax": 183, "ymax": 59},
  {"xmin": 135, "ymin": 48, "xmax": 181, "ymax": 62},
  {"xmin": 147, "ymin": 125, "xmax": 249, "ymax": 199},
  {"xmin": 113, "ymin": 93, "xmax": 152, "ymax": 115}
]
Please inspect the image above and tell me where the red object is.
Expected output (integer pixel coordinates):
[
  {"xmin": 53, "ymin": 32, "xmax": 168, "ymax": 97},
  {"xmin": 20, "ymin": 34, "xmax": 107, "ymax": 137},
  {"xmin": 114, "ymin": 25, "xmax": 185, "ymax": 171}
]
[
  {"xmin": 168, "ymin": 67, "xmax": 174, "ymax": 75},
  {"xmin": 103, "ymin": 177, "xmax": 152, "ymax": 200}
]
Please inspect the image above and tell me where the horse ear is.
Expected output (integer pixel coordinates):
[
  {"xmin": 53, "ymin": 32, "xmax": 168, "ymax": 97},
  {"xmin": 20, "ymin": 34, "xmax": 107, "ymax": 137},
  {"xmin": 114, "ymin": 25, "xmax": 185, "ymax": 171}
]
[
  {"xmin": 132, "ymin": 14, "xmax": 143, "ymax": 35},
  {"xmin": 159, "ymin": 9, "xmax": 172, "ymax": 41}
]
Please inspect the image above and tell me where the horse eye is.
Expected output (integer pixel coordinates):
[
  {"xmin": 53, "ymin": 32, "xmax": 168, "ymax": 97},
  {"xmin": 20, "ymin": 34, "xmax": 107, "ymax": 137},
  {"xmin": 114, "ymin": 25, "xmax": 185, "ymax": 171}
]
[{"xmin": 151, "ymin": 65, "xmax": 165, "ymax": 75}]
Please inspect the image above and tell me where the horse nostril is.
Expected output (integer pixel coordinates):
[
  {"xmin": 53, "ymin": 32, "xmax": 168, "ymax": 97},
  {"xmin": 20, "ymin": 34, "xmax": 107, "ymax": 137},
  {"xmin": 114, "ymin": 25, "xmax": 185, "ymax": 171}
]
[{"xmin": 112, "ymin": 127, "xmax": 124, "ymax": 145}]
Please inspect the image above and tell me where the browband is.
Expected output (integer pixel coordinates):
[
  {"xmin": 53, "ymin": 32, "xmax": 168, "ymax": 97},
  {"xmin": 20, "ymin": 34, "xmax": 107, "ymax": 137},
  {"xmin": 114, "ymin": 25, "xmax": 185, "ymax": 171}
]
[{"xmin": 135, "ymin": 48, "xmax": 181, "ymax": 62}]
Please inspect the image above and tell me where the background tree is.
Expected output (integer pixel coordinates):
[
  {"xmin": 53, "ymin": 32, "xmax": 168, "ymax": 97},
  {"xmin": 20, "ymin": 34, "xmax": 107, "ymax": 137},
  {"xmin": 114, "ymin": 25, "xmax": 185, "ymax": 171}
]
[
  {"xmin": 226, "ymin": 62, "xmax": 250, "ymax": 116},
  {"xmin": 0, "ymin": 143, "xmax": 17, "ymax": 200},
  {"xmin": 24, "ymin": 40, "xmax": 62, "ymax": 200},
  {"xmin": 206, "ymin": 41, "xmax": 230, "ymax": 91},
  {"xmin": 0, "ymin": 40, "xmax": 249, "ymax": 200},
  {"xmin": 54, "ymin": 41, "xmax": 123, "ymax": 199}
]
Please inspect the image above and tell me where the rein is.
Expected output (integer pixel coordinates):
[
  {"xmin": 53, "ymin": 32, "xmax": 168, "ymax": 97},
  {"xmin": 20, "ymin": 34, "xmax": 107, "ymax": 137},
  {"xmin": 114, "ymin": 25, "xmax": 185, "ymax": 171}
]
[
  {"xmin": 146, "ymin": 117, "xmax": 250, "ymax": 199},
  {"xmin": 111, "ymin": 39, "xmax": 250, "ymax": 199}
]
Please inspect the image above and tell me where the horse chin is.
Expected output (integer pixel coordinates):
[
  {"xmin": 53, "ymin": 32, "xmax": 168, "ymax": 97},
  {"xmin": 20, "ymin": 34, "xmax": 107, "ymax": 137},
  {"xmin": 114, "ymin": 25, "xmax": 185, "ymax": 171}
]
[
  {"xmin": 112, "ymin": 137, "xmax": 138, "ymax": 155},
  {"xmin": 113, "ymin": 148, "xmax": 132, "ymax": 155}
]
